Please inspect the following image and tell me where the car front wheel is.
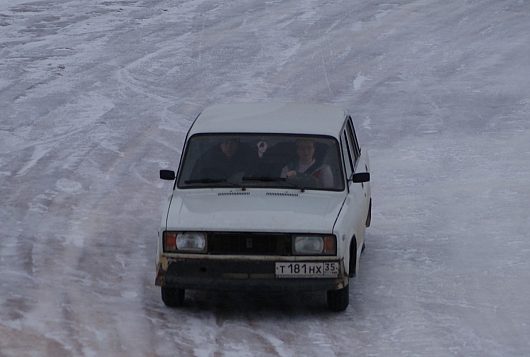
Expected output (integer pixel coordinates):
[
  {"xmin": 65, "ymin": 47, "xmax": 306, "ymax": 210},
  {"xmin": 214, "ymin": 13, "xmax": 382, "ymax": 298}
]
[
  {"xmin": 161, "ymin": 287, "xmax": 185, "ymax": 307},
  {"xmin": 327, "ymin": 285, "xmax": 349, "ymax": 312}
]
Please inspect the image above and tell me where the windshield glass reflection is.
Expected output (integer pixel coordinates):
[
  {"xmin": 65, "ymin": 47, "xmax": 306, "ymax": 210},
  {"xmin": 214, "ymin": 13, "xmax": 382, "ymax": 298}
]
[{"xmin": 177, "ymin": 134, "xmax": 344, "ymax": 191}]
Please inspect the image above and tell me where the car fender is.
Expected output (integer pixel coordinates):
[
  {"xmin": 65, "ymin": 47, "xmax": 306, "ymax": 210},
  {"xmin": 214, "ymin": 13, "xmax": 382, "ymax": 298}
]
[
  {"xmin": 333, "ymin": 197, "xmax": 364, "ymax": 277},
  {"xmin": 156, "ymin": 194, "xmax": 173, "ymax": 267}
]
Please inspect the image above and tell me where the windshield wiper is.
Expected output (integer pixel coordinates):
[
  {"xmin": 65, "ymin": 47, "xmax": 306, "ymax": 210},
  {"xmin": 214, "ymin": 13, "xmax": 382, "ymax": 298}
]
[
  {"xmin": 242, "ymin": 176, "xmax": 306, "ymax": 192},
  {"xmin": 185, "ymin": 178, "xmax": 224, "ymax": 184},
  {"xmin": 184, "ymin": 178, "xmax": 242, "ymax": 187}
]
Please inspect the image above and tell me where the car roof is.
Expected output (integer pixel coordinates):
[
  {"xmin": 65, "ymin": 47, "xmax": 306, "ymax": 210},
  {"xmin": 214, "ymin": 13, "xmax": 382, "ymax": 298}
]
[{"xmin": 188, "ymin": 103, "xmax": 347, "ymax": 137}]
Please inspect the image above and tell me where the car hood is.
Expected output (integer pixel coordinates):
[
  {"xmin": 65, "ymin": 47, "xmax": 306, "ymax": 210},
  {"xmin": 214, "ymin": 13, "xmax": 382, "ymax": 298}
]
[{"xmin": 166, "ymin": 189, "xmax": 345, "ymax": 234}]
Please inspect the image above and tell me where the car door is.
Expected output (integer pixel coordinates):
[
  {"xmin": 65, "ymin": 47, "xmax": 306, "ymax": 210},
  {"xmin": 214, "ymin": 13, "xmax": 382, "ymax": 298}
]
[{"xmin": 336, "ymin": 120, "xmax": 366, "ymax": 275}]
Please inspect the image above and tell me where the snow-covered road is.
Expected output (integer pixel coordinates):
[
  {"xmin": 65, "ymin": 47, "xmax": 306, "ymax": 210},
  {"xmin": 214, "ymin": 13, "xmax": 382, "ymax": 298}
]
[{"xmin": 1, "ymin": 0, "xmax": 530, "ymax": 355}]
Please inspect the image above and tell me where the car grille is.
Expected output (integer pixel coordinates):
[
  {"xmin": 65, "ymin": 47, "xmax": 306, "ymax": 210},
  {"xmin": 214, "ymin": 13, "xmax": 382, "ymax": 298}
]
[{"xmin": 207, "ymin": 232, "xmax": 292, "ymax": 256}]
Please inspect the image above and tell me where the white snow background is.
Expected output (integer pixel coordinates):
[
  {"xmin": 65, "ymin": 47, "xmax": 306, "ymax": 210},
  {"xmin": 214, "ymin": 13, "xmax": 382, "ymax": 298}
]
[{"xmin": 1, "ymin": 0, "xmax": 530, "ymax": 356}]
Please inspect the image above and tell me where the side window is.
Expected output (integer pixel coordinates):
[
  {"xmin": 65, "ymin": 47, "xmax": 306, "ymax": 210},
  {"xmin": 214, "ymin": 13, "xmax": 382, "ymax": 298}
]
[
  {"xmin": 340, "ymin": 131, "xmax": 354, "ymax": 179},
  {"xmin": 346, "ymin": 117, "xmax": 361, "ymax": 165}
]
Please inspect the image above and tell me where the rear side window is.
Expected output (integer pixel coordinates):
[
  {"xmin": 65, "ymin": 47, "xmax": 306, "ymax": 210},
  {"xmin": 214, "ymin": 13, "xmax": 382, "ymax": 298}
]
[
  {"xmin": 340, "ymin": 131, "xmax": 354, "ymax": 179},
  {"xmin": 346, "ymin": 117, "xmax": 361, "ymax": 165}
]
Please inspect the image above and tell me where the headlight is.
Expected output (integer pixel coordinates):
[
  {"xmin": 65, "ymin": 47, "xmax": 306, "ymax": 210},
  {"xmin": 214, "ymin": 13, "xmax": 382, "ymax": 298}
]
[
  {"xmin": 163, "ymin": 231, "xmax": 207, "ymax": 253},
  {"xmin": 293, "ymin": 235, "xmax": 336, "ymax": 255}
]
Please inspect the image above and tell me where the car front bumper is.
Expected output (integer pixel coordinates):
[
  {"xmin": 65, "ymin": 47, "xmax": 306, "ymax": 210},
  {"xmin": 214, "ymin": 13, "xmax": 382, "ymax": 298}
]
[{"xmin": 155, "ymin": 257, "xmax": 348, "ymax": 291}]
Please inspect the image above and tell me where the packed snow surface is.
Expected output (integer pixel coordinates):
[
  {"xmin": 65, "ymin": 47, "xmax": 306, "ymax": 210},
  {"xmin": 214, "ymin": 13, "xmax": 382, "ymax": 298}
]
[{"xmin": 1, "ymin": 0, "xmax": 530, "ymax": 356}]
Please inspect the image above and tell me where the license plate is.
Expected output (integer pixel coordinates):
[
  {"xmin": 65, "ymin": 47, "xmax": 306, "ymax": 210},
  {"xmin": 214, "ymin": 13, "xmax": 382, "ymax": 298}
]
[{"xmin": 275, "ymin": 262, "xmax": 339, "ymax": 278}]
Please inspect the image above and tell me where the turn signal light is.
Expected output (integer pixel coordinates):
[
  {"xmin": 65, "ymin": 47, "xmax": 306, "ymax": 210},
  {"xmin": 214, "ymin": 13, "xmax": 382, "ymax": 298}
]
[
  {"xmin": 163, "ymin": 231, "xmax": 177, "ymax": 252},
  {"xmin": 323, "ymin": 235, "xmax": 336, "ymax": 255}
]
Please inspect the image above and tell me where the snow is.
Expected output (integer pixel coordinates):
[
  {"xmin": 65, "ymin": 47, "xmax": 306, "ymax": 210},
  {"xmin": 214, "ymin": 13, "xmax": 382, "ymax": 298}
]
[{"xmin": 1, "ymin": 0, "xmax": 530, "ymax": 356}]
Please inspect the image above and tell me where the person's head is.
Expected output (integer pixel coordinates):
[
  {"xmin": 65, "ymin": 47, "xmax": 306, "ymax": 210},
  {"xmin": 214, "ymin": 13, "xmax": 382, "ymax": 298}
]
[
  {"xmin": 296, "ymin": 139, "xmax": 315, "ymax": 164},
  {"xmin": 220, "ymin": 137, "xmax": 239, "ymax": 158}
]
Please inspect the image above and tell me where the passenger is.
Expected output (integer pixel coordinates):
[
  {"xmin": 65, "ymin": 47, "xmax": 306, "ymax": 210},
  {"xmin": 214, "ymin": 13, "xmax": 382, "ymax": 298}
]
[
  {"xmin": 191, "ymin": 137, "xmax": 251, "ymax": 180},
  {"xmin": 280, "ymin": 139, "xmax": 334, "ymax": 188}
]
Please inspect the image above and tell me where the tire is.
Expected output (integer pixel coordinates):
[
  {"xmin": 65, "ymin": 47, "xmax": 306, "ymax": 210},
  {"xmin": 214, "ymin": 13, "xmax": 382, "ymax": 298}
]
[
  {"xmin": 161, "ymin": 287, "xmax": 185, "ymax": 307},
  {"xmin": 327, "ymin": 285, "xmax": 349, "ymax": 312}
]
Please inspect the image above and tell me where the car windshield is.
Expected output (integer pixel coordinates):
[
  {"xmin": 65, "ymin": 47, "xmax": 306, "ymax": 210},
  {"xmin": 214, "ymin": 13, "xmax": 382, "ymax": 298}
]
[{"xmin": 177, "ymin": 134, "xmax": 344, "ymax": 191}]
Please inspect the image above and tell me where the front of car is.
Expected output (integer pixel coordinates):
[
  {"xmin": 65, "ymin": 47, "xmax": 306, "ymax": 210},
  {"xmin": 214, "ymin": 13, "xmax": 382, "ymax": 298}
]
[
  {"xmin": 156, "ymin": 189, "xmax": 348, "ymax": 289},
  {"xmin": 155, "ymin": 131, "xmax": 350, "ymax": 308}
]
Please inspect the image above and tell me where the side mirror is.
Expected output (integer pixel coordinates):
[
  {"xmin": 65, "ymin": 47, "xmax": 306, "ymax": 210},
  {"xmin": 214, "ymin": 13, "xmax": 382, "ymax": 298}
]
[
  {"xmin": 160, "ymin": 170, "xmax": 176, "ymax": 181},
  {"xmin": 351, "ymin": 172, "xmax": 370, "ymax": 183}
]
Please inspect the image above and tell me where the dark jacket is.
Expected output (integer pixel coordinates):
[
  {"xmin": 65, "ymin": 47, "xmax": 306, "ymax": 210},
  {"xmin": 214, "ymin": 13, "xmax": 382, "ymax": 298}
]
[{"xmin": 191, "ymin": 145, "xmax": 253, "ymax": 180}]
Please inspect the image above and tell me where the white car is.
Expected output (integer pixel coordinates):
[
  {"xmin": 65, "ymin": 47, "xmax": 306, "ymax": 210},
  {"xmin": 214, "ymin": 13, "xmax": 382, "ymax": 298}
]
[{"xmin": 156, "ymin": 103, "xmax": 371, "ymax": 311}]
